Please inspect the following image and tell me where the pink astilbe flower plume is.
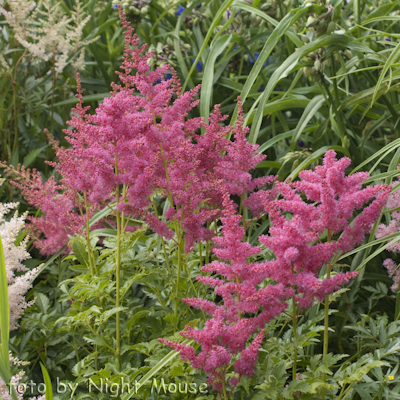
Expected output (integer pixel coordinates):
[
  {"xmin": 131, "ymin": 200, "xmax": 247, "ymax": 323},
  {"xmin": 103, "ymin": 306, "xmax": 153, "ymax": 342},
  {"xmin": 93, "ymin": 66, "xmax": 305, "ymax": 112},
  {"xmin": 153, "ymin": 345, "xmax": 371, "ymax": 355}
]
[
  {"xmin": 161, "ymin": 151, "xmax": 388, "ymax": 395},
  {"xmin": 160, "ymin": 193, "xmax": 287, "ymax": 393},
  {"xmin": 0, "ymin": 163, "xmax": 85, "ymax": 255},
  {"xmin": 257, "ymin": 150, "xmax": 390, "ymax": 308},
  {"xmin": 2, "ymin": 7, "xmax": 270, "ymax": 255}
]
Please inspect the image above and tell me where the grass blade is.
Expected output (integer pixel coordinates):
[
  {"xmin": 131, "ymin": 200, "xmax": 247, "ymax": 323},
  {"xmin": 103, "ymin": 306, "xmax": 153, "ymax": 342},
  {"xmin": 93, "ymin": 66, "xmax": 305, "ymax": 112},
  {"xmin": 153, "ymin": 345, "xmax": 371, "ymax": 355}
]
[
  {"xmin": 40, "ymin": 363, "xmax": 53, "ymax": 400},
  {"xmin": 200, "ymin": 34, "xmax": 232, "ymax": 123},
  {"xmin": 120, "ymin": 340, "xmax": 194, "ymax": 400},
  {"xmin": 181, "ymin": 0, "xmax": 235, "ymax": 92},
  {"xmin": 249, "ymin": 34, "xmax": 352, "ymax": 144},
  {"xmin": 230, "ymin": 4, "xmax": 325, "ymax": 128},
  {"xmin": 0, "ymin": 236, "xmax": 10, "ymax": 375},
  {"xmin": 290, "ymin": 95, "xmax": 325, "ymax": 151},
  {"xmin": 366, "ymin": 41, "xmax": 400, "ymax": 115}
]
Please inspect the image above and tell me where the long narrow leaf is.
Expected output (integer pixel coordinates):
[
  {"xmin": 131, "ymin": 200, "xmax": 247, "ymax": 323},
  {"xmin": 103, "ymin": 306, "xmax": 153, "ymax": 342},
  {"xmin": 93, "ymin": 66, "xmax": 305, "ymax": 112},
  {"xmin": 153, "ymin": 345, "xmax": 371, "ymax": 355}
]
[
  {"xmin": 181, "ymin": 0, "xmax": 235, "ymax": 92},
  {"xmin": 0, "ymin": 236, "xmax": 10, "ymax": 372},
  {"xmin": 120, "ymin": 340, "xmax": 194, "ymax": 400},
  {"xmin": 231, "ymin": 4, "xmax": 325, "ymax": 127},
  {"xmin": 290, "ymin": 95, "xmax": 325, "ymax": 151},
  {"xmin": 249, "ymin": 34, "xmax": 352, "ymax": 144},
  {"xmin": 40, "ymin": 363, "xmax": 53, "ymax": 400},
  {"xmin": 200, "ymin": 35, "xmax": 232, "ymax": 123}
]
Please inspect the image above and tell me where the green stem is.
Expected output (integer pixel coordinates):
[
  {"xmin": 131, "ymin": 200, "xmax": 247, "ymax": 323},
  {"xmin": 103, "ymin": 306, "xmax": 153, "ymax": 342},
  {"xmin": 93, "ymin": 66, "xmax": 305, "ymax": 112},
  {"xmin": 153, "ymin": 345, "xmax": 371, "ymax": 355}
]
[
  {"xmin": 114, "ymin": 153, "xmax": 122, "ymax": 366},
  {"xmin": 50, "ymin": 50, "xmax": 57, "ymax": 136},
  {"xmin": 395, "ymin": 289, "xmax": 400, "ymax": 320},
  {"xmin": 292, "ymin": 295, "xmax": 297, "ymax": 381},
  {"xmin": 11, "ymin": 48, "xmax": 27, "ymax": 156},
  {"xmin": 322, "ymin": 230, "xmax": 332, "ymax": 399},
  {"xmin": 322, "ymin": 272, "xmax": 332, "ymax": 361},
  {"xmin": 221, "ymin": 371, "xmax": 229, "ymax": 400},
  {"xmin": 323, "ymin": 264, "xmax": 332, "ymax": 359},
  {"xmin": 240, "ymin": 191, "xmax": 246, "ymax": 231},
  {"xmin": 174, "ymin": 227, "xmax": 183, "ymax": 333},
  {"xmin": 199, "ymin": 241, "xmax": 203, "ymax": 268},
  {"xmin": 151, "ymin": 197, "xmax": 171, "ymax": 274},
  {"xmin": 83, "ymin": 193, "xmax": 94, "ymax": 276},
  {"xmin": 115, "ymin": 207, "xmax": 122, "ymax": 365},
  {"xmin": 11, "ymin": 81, "xmax": 17, "ymax": 156}
]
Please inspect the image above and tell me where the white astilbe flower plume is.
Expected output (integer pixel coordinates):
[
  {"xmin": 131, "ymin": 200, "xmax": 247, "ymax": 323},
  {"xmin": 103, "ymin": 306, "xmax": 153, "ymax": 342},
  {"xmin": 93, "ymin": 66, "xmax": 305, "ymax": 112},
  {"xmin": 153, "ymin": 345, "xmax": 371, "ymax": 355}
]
[
  {"xmin": 0, "ymin": 0, "xmax": 97, "ymax": 74},
  {"xmin": 0, "ymin": 180, "xmax": 42, "ymax": 399},
  {"xmin": 0, "ymin": 180, "xmax": 40, "ymax": 330}
]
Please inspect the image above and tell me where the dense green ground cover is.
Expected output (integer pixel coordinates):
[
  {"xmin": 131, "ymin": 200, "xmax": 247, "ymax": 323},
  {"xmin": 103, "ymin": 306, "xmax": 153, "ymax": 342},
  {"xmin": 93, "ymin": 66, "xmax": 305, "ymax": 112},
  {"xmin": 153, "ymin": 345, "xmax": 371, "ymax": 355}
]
[{"xmin": 1, "ymin": 0, "xmax": 400, "ymax": 399}]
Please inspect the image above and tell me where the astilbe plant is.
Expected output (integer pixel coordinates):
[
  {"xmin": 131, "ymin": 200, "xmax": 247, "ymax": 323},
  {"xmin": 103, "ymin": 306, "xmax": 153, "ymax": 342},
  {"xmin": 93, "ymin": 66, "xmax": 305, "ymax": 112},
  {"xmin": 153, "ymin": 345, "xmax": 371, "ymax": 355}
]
[
  {"xmin": 1, "ymin": 7, "xmax": 269, "ymax": 257},
  {"xmin": 161, "ymin": 150, "xmax": 390, "ymax": 398},
  {"xmin": 257, "ymin": 150, "xmax": 390, "ymax": 310},
  {"xmin": 256, "ymin": 150, "xmax": 390, "ymax": 392},
  {"xmin": 1, "ymin": 6, "xmax": 273, "ymax": 367},
  {"xmin": 160, "ymin": 192, "xmax": 289, "ymax": 396}
]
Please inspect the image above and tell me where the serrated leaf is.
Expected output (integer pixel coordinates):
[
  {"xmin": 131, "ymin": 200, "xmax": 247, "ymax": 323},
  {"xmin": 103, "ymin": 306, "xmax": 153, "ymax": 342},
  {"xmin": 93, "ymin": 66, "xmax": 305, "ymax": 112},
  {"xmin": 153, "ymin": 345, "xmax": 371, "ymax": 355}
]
[{"xmin": 71, "ymin": 239, "xmax": 89, "ymax": 266}]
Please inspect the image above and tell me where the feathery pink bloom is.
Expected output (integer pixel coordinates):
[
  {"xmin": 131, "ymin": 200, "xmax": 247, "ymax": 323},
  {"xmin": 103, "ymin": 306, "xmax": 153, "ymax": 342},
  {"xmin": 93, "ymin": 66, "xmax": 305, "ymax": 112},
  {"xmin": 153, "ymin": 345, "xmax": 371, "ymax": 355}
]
[
  {"xmin": 3, "ymin": 8, "xmax": 269, "ymax": 255},
  {"xmin": 257, "ymin": 150, "xmax": 389, "ymax": 306},
  {"xmin": 162, "ymin": 151, "xmax": 389, "ymax": 395},
  {"xmin": 160, "ymin": 193, "xmax": 283, "ymax": 393}
]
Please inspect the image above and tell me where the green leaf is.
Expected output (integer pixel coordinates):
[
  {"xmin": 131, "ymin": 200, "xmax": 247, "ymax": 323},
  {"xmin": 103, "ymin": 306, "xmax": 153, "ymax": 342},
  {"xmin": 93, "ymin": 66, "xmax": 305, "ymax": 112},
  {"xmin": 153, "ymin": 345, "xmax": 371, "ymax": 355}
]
[
  {"xmin": 350, "ymin": 137, "xmax": 400, "ymax": 174},
  {"xmin": 22, "ymin": 146, "xmax": 47, "ymax": 168},
  {"xmin": 0, "ymin": 236, "xmax": 10, "ymax": 374},
  {"xmin": 97, "ymin": 306, "xmax": 127, "ymax": 323},
  {"xmin": 35, "ymin": 293, "xmax": 50, "ymax": 314},
  {"xmin": 338, "ymin": 231, "xmax": 400, "ymax": 261},
  {"xmin": 233, "ymin": 2, "xmax": 303, "ymax": 47},
  {"xmin": 200, "ymin": 34, "xmax": 232, "ymax": 123},
  {"xmin": 354, "ymin": 235, "xmax": 400, "ymax": 272},
  {"xmin": 181, "ymin": 0, "xmax": 235, "ymax": 92},
  {"xmin": 40, "ymin": 363, "xmax": 53, "ymax": 400},
  {"xmin": 120, "ymin": 340, "xmax": 194, "ymax": 400},
  {"xmin": 0, "ymin": 237, "xmax": 18, "ymax": 400},
  {"xmin": 258, "ymin": 130, "xmax": 296, "ymax": 153},
  {"xmin": 89, "ymin": 203, "xmax": 115, "ymax": 227},
  {"xmin": 52, "ymin": 93, "xmax": 112, "ymax": 107},
  {"xmin": 231, "ymin": 4, "xmax": 325, "ymax": 130},
  {"xmin": 71, "ymin": 239, "xmax": 89, "ymax": 267},
  {"xmin": 246, "ymin": 98, "xmax": 310, "ymax": 125},
  {"xmin": 290, "ymin": 95, "xmax": 325, "ymax": 151},
  {"xmin": 89, "ymin": 228, "xmax": 117, "ymax": 238},
  {"xmin": 367, "ymin": 41, "xmax": 400, "ymax": 114},
  {"xmin": 249, "ymin": 33, "xmax": 352, "ymax": 144}
]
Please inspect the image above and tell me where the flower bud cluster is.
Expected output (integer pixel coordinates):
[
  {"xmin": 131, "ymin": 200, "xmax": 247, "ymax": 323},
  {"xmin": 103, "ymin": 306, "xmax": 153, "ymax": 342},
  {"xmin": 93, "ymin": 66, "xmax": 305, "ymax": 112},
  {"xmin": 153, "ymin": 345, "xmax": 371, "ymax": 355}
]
[{"xmin": 112, "ymin": 0, "xmax": 150, "ymax": 24}]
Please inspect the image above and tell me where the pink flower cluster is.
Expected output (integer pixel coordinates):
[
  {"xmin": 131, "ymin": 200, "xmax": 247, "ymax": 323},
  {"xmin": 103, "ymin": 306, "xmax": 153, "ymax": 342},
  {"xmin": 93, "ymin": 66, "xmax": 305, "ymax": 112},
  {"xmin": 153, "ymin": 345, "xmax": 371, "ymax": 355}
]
[
  {"xmin": 0, "ymin": 164, "xmax": 85, "ymax": 255},
  {"xmin": 160, "ymin": 193, "xmax": 288, "ymax": 393},
  {"xmin": 256, "ymin": 150, "xmax": 390, "ymax": 308},
  {"xmin": 2, "ymin": 8, "xmax": 268, "ymax": 255},
  {"xmin": 161, "ymin": 151, "xmax": 390, "ymax": 394}
]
